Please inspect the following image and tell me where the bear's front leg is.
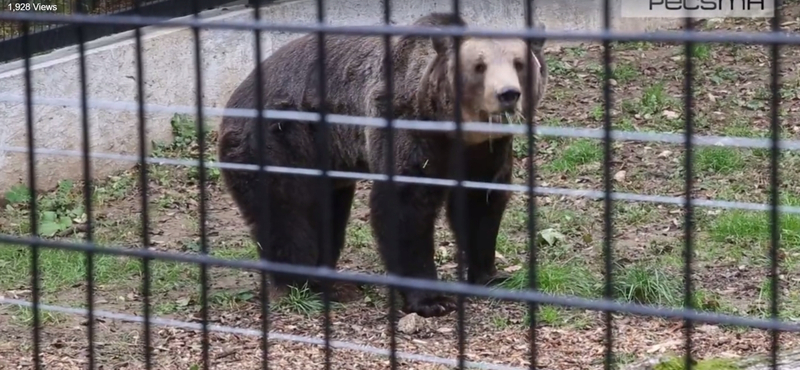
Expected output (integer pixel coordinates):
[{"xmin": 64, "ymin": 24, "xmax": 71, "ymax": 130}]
[
  {"xmin": 369, "ymin": 179, "xmax": 457, "ymax": 318},
  {"xmin": 446, "ymin": 172, "xmax": 513, "ymax": 287}
]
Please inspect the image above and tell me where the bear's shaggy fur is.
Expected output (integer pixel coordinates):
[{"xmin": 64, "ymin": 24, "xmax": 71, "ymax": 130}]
[{"xmin": 217, "ymin": 12, "xmax": 548, "ymax": 318}]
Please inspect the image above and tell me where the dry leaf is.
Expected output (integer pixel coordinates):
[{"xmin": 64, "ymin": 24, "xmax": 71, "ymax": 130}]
[{"xmin": 398, "ymin": 313, "xmax": 422, "ymax": 334}]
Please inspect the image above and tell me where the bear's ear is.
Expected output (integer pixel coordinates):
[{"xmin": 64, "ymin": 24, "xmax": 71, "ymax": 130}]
[
  {"xmin": 526, "ymin": 22, "xmax": 547, "ymax": 52},
  {"xmin": 431, "ymin": 36, "xmax": 455, "ymax": 55}
]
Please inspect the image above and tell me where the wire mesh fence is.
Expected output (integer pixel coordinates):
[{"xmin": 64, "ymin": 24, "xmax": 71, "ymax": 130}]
[{"xmin": 0, "ymin": 0, "xmax": 798, "ymax": 369}]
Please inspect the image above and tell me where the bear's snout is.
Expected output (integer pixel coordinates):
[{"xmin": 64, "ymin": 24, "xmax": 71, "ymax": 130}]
[{"xmin": 496, "ymin": 87, "xmax": 521, "ymax": 109}]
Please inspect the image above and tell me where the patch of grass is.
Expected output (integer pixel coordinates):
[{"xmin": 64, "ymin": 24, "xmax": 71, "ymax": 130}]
[
  {"xmin": 271, "ymin": 283, "xmax": 326, "ymax": 317},
  {"xmin": 207, "ymin": 289, "xmax": 255, "ymax": 310},
  {"xmin": 614, "ymin": 263, "xmax": 681, "ymax": 306},
  {"xmin": 613, "ymin": 41, "xmax": 654, "ymax": 51},
  {"xmin": 564, "ymin": 46, "xmax": 587, "ymax": 57},
  {"xmin": 211, "ymin": 240, "xmax": 259, "ymax": 260},
  {"xmin": 688, "ymin": 43, "xmax": 712, "ymax": 61},
  {"xmin": 720, "ymin": 118, "xmax": 765, "ymax": 138},
  {"xmin": 614, "ymin": 203, "xmax": 660, "ymax": 228},
  {"xmin": 151, "ymin": 113, "xmax": 221, "ymax": 183},
  {"xmin": 614, "ymin": 117, "xmax": 636, "ymax": 131},
  {"xmin": 537, "ymin": 305, "xmax": 562, "ymax": 325},
  {"xmin": 542, "ymin": 138, "xmax": 603, "ymax": 174},
  {"xmin": 6, "ymin": 305, "xmax": 69, "ymax": 327},
  {"xmin": 621, "ymin": 82, "xmax": 677, "ymax": 120},
  {"xmin": 640, "ymin": 82, "xmax": 675, "ymax": 115},
  {"xmin": 611, "ymin": 63, "xmax": 639, "ymax": 84},
  {"xmin": 545, "ymin": 56, "xmax": 574, "ymax": 77},
  {"xmin": 346, "ymin": 222, "xmax": 373, "ymax": 249},
  {"xmin": 693, "ymin": 146, "xmax": 746, "ymax": 175},
  {"xmin": 0, "ymin": 245, "xmax": 197, "ymax": 295},
  {"xmin": 654, "ymin": 357, "xmax": 740, "ymax": 370},
  {"xmin": 707, "ymin": 66, "xmax": 740, "ymax": 85},
  {"xmin": 501, "ymin": 263, "xmax": 601, "ymax": 298},
  {"xmin": 709, "ymin": 194, "xmax": 800, "ymax": 248},
  {"xmin": 590, "ymin": 104, "xmax": 605, "ymax": 122}
]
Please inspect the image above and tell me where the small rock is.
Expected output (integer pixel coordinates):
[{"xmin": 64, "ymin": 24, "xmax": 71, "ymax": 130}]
[
  {"xmin": 613, "ymin": 170, "xmax": 627, "ymax": 182},
  {"xmin": 662, "ymin": 110, "xmax": 680, "ymax": 119},
  {"xmin": 398, "ymin": 313, "xmax": 422, "ymax": 334}
]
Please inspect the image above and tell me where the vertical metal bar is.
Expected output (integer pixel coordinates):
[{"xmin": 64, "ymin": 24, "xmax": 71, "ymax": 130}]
[
  {"xmin": 768, "ymin": 1, "xmax": 783, "ymax": 369},
  {"xmin": 191, "ymin": 0, "xmax": 211, "ymax": 367},
  {"xmin": 681, "ymin": 13, "xmax": 695, "ymax": 370},
  {"xmin": 524, "ymin": 1, "xmax": 539, "ymax": 369},
  {"xmin": 314, "ymin": 0, "xmax": 333, "ymax": 368},
  {"xmin": 76, "ymin": 3, "xmax": 96, "ymax": 369},
  {"xmin": 251, "ymin": 1, "xmax": 271, "ymax": 369},
  {"xmin": 382, "ymin": 0, "xmax": 400, "ymax": 367},
  {"xmin": 22, "ymin": 16, "xmax": 42, "ymax": 370},
  {"xmin": 132, "ymin": 0, "xmax": 153, "ymax": 367},
  {"xmin": 601, "ymin": 0, "xmax": 615, "ymax": 368},
  {"xmin": 451, "ymin": 0, "xmax": 467, "ymax": 369}
]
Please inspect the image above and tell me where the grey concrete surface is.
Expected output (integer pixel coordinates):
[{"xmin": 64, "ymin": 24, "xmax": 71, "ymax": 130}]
[{"xmin": 0, "ymin": 0, "xmax": 683, "ymax": 194}]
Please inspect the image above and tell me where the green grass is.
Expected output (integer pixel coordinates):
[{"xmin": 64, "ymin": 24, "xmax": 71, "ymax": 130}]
[
  {"xmin": 270, "ymin": 283, "xmax": 327, "ymax": 317},
  {"xmin": 693, "ymin": 147, "xmax": 746, "ymax": 175},
  {"xmin": 4, "ymin": 305, "xmax": 69, "ymax": 327},
  {"xmin": 542, "ymin": 138, "xmax": 604, "ymax": 174},
  {"xmin": 688, "ymin": 43, "xmax": 712, "ymax": 61},
  {"xmin": 0, "ymin": 245, "xmax": 197, "ymax": 295},
  {"xmin": 709, "ymin": 194, "xmax": 800, "ymax": 249},
  {"xmin": 613, "ymin": 263, "xmax": 681, "ymax": 307},
  {"xmin": 500, "ymin": 263, "xmax": 601, "ymax": 298},
  {"xmin": 346, "ymin": 222, "xmax": 374, "ymax": 249}
]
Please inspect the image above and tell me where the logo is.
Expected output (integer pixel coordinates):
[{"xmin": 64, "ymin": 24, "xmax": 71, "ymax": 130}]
[{"xmin": 621, "ymin": 0, "xmax": 776, "ymax": 18}]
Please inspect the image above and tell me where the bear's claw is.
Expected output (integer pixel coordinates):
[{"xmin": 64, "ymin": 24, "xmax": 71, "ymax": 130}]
[
  {"xmin": 403, "ymin": 293, "xmax": 458, "ymax": 318},
  {"xmin": 470, "ymin": 270, "xmax": 512, "ymax": 286}
]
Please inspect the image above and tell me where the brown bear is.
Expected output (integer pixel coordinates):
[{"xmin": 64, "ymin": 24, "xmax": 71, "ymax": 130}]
[{"xmin": 217, "ymin": 12, "xmax": 548, "ymax": 318}]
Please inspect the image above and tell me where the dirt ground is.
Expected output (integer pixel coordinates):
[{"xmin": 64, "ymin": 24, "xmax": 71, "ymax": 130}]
[{"xmin": 3, "ymin": 6, "xmax": 800, "ymax": 370}]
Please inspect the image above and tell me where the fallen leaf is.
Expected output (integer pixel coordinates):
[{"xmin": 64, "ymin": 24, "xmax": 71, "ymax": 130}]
[
  {"xmin": 538, "ymin": 228, "xmax": 566, "ymax": 247},
  {"xmin": 504, "ymin": 265, "xmax": 523, "ymax": 273}
]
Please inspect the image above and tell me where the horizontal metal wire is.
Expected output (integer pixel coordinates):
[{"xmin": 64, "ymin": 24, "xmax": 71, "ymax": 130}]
[
  {"xmin": 2, "ymin": 94, "xmax": 799, "ymax": 151},
  {"xmin": 1, "ymin": 232, "xmax": 799, "ymax": 333},
  {"xmin": 0, "ymin": 297, "xmax": 525, "ymax": 370},
  {"xmin": 3, "ymin": 143, "xmax": 800, "ymax": 215},
  {"xmin": 0, "ymin": 11, "xmax": 796, "ymax": 45}
]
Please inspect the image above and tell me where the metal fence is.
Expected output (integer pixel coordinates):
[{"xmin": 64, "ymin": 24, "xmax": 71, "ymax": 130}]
[{"xmin": 0, "ymin": 0, "xmax": 798, "ymax": 369}]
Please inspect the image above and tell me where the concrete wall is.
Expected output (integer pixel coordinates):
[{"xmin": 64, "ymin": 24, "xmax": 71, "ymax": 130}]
[{"xmin": 0, "ymin": 0, "xmax": 683, "ymax": 194}]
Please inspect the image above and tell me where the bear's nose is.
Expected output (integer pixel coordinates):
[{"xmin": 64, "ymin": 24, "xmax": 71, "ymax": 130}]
[{"xmin": 497, "ymin": 87, "xmax": 521, "ymax": 108}]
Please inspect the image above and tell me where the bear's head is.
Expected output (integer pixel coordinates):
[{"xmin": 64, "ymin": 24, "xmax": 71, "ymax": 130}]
[{"xmin": 423, "ymin": 31, "xmax": 548, "ymax": 143}]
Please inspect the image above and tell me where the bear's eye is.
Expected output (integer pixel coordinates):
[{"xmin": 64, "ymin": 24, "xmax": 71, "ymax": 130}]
[
  {"xmin": 514, "ymin": 60, "xmax": 525, "ymax": 71},
  {"xmin": 474, "ymin": 63, "xmax": 487, "ymax": 73}
]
